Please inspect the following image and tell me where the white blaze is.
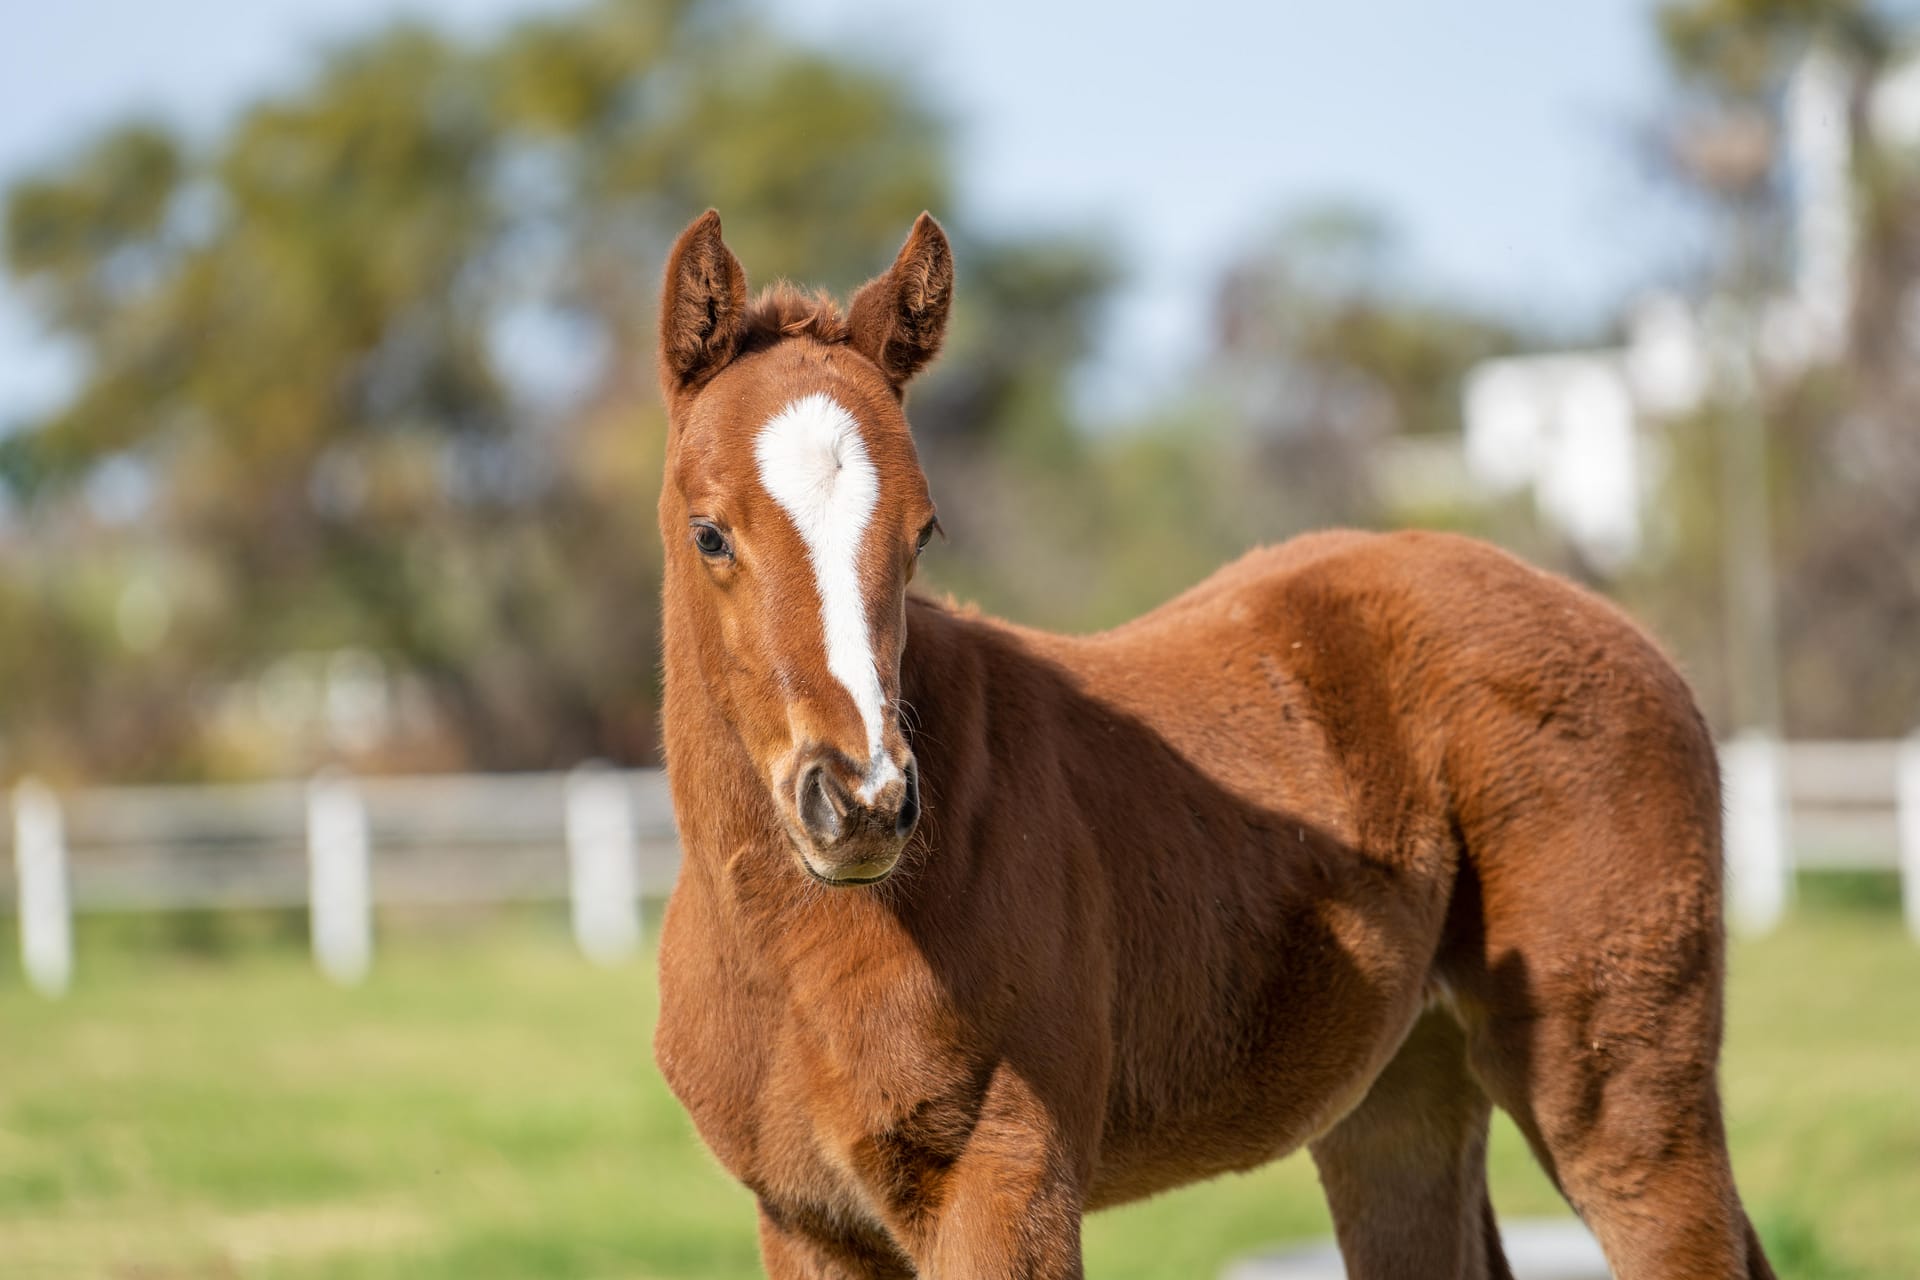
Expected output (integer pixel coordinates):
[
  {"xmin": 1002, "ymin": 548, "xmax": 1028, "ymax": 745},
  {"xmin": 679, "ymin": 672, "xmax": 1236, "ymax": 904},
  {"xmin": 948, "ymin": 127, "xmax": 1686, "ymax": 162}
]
[{"xmin": 755, "ymin": 392, "xmax": 900, "ymax": 801}]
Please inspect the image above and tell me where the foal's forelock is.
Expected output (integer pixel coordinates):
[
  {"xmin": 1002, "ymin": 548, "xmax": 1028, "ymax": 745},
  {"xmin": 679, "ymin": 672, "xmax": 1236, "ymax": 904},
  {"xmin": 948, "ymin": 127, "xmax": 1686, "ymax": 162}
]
[{"xmin": 754, "ymin": 391, "xmax": 903, "ymax": 803}]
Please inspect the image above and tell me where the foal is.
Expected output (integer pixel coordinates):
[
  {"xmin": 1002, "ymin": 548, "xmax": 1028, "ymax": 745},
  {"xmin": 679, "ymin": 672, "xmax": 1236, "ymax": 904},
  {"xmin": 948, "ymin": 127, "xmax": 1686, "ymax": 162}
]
[{"xmin": 652, "ymin": 210, "xmax": 1775, "ymax": 1279}]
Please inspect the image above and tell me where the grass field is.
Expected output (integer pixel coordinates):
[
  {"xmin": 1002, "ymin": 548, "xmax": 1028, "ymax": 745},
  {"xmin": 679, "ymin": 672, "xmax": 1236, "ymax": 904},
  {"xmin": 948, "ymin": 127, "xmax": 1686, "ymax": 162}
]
[{"xmin": 3, "ymin": 895, "xmax": 1917, "ymax": 1279}]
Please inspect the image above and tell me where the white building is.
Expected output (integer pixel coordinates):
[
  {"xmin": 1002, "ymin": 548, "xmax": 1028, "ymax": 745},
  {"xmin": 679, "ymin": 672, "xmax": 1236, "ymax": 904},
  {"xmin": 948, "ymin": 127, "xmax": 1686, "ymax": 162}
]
[{"xmin": 1460, "ymin": 46, "xmax": 1920, "ymax": 572}]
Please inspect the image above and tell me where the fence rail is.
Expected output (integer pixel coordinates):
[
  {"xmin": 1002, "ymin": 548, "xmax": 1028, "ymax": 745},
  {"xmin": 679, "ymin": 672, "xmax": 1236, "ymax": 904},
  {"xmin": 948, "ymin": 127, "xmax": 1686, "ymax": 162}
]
[
  {"xmin": 7, "ymin": 738, "xmax": 1920, "ymax": 996},
  {"xmin": 26, "ymin": 770, "xmax": 682, "ymax": 914}
]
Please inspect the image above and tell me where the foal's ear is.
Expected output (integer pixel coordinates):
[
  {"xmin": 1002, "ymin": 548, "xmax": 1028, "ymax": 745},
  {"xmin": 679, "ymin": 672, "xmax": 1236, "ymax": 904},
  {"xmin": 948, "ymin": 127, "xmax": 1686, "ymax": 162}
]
[
  {"xmin": 659, "ymin": 209, "xmax": 748, "ymax": 394},
  {"xmin": 848, "ymin": 213, "xmax": 953, "ymax": 392}
]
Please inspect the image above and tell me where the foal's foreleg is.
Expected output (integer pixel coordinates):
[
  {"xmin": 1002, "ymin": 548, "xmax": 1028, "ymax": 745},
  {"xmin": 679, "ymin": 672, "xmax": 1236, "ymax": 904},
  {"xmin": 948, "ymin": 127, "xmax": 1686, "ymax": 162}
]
[
  {"xmin": 916, "ymin": 1159, "xmax": 1084, "ymax": 1280},
  {"xmin": 898, "ymin": 1068, "xmax": 1091, "ymax": 1280},
  {"xmin": 757, "ymin": 1202, "xmax": 916, "ymax": 1280},
  {"xmin": 1309, "ymin": 1009, "xmax": 1512, "ymax": 1280}
]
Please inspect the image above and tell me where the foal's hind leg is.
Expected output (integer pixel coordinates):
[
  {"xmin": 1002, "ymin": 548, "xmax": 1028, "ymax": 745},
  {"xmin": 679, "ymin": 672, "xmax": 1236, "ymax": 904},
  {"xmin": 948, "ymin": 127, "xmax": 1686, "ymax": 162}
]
[
  {"xmin": 1309, "ymin": 1008, "xmax": 1513, "ymax": 1280},
  {"xmin": 1462, "ymin": 975, "xmax": 1774, "ymax": 1280},
  {"xmin": 1455, "ymin": 805, "xmax": 1776, "ymax": 1279}
]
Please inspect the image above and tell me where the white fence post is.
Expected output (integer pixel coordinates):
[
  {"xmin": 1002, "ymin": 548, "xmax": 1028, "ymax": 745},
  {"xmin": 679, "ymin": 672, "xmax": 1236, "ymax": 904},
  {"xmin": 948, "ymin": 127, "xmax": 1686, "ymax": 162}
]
[
  {"xmin": 1897, "ymin": 732, "xmax": 1920, "ymax": 943},
  {"xmin": 13, "ymin": 778, "xmax": 72, "ymax": 998},
  {"xmin": 566, "ymin": 764, "xmax": 640, "ymax": 965},
  {"xmin": 307, "ymin": 771, "xmax": 371, "ymax": 984},
  {"xmin": 1723, "ymin": 732, "xmax": 1792, "ymax": 935}
]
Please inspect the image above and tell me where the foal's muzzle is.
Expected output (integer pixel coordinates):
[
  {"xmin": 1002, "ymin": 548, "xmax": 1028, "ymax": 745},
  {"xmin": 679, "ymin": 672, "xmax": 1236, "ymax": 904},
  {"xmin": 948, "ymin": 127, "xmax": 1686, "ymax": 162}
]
[{"xmin": 786, "ymin": 747, "xmax": 919, "ymax": 885}]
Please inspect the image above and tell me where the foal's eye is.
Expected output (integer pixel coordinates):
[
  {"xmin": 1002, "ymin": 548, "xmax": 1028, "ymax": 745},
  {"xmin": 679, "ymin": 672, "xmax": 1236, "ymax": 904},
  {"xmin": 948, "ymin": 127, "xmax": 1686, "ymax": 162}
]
[
  {"xmin": 691, "ymin": 522, "xmax": 731, "ymax": 560},
  {"xmin": 915, "ymin": 518, "xmax": 940, "ymax": 556}
]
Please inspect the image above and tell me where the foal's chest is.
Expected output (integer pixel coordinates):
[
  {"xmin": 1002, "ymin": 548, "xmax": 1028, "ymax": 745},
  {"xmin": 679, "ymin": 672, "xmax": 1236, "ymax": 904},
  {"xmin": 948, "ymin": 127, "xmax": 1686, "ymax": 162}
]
[{"xmin": 654, "ymin": 885, "xmax": 976, "ymax": 1224}]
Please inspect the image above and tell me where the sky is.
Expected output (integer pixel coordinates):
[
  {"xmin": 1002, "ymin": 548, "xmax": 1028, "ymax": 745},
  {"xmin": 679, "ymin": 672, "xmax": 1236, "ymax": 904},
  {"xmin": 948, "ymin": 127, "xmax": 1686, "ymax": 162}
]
[{"xmin": 0, "ymin": 0, "xmax": 1692, "ymax": 423}]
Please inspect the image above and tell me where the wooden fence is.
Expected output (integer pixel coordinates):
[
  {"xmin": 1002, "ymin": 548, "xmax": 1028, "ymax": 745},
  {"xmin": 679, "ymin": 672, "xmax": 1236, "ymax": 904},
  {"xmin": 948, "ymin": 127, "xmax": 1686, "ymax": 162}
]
[{"xmin": 7, "ymin": 739, "xmax": 1919, "ymax": 996}]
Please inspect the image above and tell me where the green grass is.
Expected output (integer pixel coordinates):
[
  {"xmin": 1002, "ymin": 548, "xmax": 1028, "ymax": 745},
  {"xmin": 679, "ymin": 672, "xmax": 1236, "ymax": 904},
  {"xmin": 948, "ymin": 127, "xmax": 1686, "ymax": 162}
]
[{"xmin": 2, "ymin": 906, "xmax": 1916, "ymax": 1279}]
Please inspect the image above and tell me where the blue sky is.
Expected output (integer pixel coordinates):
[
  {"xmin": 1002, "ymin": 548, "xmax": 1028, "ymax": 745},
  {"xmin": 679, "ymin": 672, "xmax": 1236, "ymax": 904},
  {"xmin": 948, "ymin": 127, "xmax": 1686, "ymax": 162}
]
[{"xmin": 0, "ymin": 0, "xmax": 1691, "ymax": 422}]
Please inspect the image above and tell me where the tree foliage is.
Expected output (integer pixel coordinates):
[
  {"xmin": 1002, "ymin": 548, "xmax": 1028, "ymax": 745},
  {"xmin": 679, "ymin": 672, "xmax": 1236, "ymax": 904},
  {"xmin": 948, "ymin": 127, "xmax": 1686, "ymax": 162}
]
[
  {"xmin": 1637, "ymin": 0, "xmax": 1920, "ymax": 734},
  {"xmin": 1658, "ymin": 0, "xmax": 1888, "ymax": 96},
  {"xmin": 0, "ymin": 0, "xmax": 1110, "ymax": 779}
]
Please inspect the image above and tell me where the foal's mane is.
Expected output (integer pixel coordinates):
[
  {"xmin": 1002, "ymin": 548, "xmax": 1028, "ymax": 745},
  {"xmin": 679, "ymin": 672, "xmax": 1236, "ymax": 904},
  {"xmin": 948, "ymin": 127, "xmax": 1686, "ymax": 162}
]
[{"xmin": 741, "ymin": 282, "xmax": 850, "ymax": 354}]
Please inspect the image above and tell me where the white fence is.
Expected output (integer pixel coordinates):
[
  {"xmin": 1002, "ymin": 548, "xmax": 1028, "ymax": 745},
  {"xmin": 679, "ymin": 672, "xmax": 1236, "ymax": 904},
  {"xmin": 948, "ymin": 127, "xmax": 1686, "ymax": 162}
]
[
  {"xmin": 6, "ymin": 739, "xmax": 1920, "ymax": 997},
  {"xmin": 1720, "ymin": 735, "xmax": 1920, "ymax": 938},
  {"xmin": 5, "ymin": 765, "xmax": 680, "ymax": 996}
]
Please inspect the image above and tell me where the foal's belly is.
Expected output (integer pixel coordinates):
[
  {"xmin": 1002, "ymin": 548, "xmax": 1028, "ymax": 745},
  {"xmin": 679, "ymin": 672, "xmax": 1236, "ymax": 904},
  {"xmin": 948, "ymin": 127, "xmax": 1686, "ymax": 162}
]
[
  {"xmin": 1078, "ymin": 843, "xmax": 1443, "ymax": 1210},
  {"xmin": 1087, "ymin": 1108, "xmax": 1328, "ymax": 1211},
  {"xmin": 1083, "ymin": 1004, "xmax": 1403, "ymax": 1211}
]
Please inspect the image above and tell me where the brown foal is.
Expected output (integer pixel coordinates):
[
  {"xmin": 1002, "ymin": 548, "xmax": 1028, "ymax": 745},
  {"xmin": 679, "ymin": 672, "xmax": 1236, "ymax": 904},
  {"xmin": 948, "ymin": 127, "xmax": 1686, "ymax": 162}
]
[{"xmin": 651, "ymin": 209, "xmax": 1775, "ymax": 1279}]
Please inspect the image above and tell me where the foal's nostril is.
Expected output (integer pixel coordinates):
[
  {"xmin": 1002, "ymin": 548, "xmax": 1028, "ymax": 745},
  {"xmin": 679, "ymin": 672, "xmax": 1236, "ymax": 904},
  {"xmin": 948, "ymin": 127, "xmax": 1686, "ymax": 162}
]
[
  {"xmin": 798, "ymin": 762, "xmax": 848, "ymax": 843},
  {"xmin": 895, "ymin": 759, "xmax": 921, "ymax": 838}
]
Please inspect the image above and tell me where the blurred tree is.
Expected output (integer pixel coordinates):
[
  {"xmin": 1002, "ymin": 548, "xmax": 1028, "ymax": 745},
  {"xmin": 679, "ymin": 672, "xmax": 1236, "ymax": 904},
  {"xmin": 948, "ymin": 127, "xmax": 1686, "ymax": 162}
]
[
  {"xmin": 1659, "ymin": 0, "xmax": 1887, "ymax": 97},
  {"xmin": 1214, "ymin": 206, "xmax": 1519, "ymax": 442},
  {"xmin": 0, "ymin": 0, "xmax": 1112, "ymax": 778},
  {"xmin": 1633, "ymin": 0, "xmax": 1920, "ymax": 735},
  {"xmin": 1206, "ymin": 205, "xmax": 1523, "ymax": 536}
]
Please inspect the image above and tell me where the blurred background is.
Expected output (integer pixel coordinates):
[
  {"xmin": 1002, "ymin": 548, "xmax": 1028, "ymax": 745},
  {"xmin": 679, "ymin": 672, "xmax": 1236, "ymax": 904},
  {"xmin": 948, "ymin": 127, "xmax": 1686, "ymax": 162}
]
[{"xmin": 2, "ymin": 0, "xmax": 1917, "ymax": 1276}]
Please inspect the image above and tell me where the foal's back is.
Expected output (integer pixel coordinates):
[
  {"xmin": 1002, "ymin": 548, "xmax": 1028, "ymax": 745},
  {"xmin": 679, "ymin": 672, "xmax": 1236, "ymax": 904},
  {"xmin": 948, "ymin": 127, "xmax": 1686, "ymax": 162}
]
[{"xmin": 1043, "ymin": 525, "xmax": 1709, "ymax": 862}]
